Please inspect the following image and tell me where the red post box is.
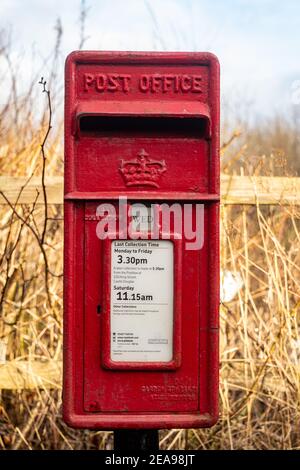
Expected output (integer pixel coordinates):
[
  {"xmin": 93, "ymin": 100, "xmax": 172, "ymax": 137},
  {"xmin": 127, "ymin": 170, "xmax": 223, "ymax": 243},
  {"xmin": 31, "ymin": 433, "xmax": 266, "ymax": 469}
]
[{"xmin": 63, "ymin": 51, "xmax": 220, "ymax": 429}]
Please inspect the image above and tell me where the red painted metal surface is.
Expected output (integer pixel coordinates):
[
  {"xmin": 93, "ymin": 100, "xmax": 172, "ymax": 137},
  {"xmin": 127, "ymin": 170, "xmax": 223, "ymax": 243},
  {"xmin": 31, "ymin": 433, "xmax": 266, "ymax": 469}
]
[{"xmin": 63, "ymin": 51, "xmax": 220, "ymax": 429}]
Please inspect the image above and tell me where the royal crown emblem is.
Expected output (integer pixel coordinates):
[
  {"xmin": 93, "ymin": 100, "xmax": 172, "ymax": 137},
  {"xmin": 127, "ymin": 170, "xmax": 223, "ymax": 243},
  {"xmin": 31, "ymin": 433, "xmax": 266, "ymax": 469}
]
[{"xmin": 119, "ymin": 149, "xmax": 167, "ymax": 188}]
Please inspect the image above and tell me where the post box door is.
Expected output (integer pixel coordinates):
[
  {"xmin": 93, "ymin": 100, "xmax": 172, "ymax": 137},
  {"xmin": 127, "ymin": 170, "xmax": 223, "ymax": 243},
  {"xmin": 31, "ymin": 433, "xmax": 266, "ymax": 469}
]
[{"xmin": 81, "ymin": 201, "xmax": 217, "ymax": 414}]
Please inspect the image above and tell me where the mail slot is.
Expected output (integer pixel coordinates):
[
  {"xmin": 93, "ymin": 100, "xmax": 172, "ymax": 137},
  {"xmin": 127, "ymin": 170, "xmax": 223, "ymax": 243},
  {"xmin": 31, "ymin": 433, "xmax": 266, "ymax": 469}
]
[{"xmin": 63, "ymin": 51, "xmax": 220, "ymax": 429}]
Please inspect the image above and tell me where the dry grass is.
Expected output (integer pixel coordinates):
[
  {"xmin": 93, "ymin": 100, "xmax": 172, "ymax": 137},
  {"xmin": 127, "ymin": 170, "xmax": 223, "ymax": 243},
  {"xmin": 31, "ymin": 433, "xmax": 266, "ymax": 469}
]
[
  {"xmin": 159, "ymin": 200, "xmax": 300, "ymax": 450},
  {"xmin": 0, "ymin": 34, "xmax": 300, "ymax": 451}
]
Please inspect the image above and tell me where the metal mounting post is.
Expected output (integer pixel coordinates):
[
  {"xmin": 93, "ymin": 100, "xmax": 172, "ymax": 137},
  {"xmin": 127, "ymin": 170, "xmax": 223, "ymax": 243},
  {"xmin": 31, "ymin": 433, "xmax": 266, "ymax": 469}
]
[{"xmin": 114, "ymin": 429, "xmax": 159, "ymax": 452}]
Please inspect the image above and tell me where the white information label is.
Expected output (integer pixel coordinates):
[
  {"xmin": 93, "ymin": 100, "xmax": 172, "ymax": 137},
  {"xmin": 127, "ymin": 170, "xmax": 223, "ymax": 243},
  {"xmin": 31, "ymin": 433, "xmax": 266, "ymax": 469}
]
[{"xmin": 110, "ymin": 240, "xmax": 174, "ymax": 362}]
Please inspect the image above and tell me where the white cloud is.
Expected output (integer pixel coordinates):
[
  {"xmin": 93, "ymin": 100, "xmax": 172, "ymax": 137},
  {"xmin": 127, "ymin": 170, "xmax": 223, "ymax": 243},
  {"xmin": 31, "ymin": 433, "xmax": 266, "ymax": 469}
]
[{"xmin": 0, "ymin": 0, "xmax": 299, "ymax": 118}]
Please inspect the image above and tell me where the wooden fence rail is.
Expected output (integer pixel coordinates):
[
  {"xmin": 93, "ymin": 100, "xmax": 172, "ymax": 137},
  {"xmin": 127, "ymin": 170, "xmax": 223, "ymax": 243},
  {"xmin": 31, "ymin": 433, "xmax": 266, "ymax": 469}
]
[
  {"xmin": 0, "ymin": 359, "xmax": 297, "ymax": 392},
  {"xmin": 0, "ymin": 175, "xmax": 300, "ymax": 205}
]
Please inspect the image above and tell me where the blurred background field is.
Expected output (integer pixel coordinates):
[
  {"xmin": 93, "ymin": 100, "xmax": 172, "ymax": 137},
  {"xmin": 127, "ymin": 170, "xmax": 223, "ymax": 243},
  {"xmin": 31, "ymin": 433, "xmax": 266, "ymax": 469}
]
[{"xmin": 0, "ymin": 0, "xmax": 300, "ymax": 450}]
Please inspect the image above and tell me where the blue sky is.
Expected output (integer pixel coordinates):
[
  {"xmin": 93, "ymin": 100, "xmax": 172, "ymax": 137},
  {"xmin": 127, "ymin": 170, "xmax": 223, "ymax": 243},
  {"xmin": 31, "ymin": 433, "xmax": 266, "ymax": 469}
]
[{"xmin": 0, "ymin": 0, "xmax": 299, "ymax": 119}]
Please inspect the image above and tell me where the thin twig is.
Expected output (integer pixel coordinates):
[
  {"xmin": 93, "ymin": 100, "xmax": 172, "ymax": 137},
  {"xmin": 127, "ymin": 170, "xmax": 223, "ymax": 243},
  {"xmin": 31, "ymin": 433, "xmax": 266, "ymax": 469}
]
[
  {"xmin": 38, "ymin": 77, "xmax": 52, "ymax": 245},
  {"xmin": 0, "ymin": 190, "xmax": 52, "ymax": 307}
]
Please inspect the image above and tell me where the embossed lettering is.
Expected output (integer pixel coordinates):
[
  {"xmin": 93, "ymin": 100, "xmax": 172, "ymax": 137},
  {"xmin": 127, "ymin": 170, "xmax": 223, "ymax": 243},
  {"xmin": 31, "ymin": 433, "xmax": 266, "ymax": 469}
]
[
  {"xmin": 96, "ymin": 74, "xmax": 106, "ymax": 91},
  {"xmin": 181, "ymin": 75, "xmax": 192, "ymax": 92},
  {"xmin": 192, "ymin": 75, "xmax": 202, "ymax": 92},
  {"xmin": 138, "ymin": 74, "xmax": 202, "ymax": 93},
  {"xmin": 83, "ymin": 72, "xmax": 203, "ymax": 94},
  {"xmin": 107, "ymin": 74, "xmax": 119, "ymax": 91},
  {"xmin": 119, "ymin": 75, "xmax": 131, "ymax": 92},
  {"xmin": 139, "ymin": 75, "xmax": 150, "ymax": 92},
  {"xmin": 162, "ymin": 75, "xmax": 175, "ymax": 92},
  {"xmin": 83, "ymin": 73, "xmax": 94, "ymax": 91},
  {"xmin": 174, "ymin": 75, "xmax": 180, "ymax": 92},
  {"xmin": 83, "ymin": 73, "xmax": 132, "ymax": 92}
]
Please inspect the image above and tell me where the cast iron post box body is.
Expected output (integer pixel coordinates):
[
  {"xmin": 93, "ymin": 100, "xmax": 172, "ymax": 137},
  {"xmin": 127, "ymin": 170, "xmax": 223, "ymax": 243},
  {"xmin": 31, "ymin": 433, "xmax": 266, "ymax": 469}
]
[{"xmin": 63, "ymin": 51, "xmax": 220, "ymax": 429}]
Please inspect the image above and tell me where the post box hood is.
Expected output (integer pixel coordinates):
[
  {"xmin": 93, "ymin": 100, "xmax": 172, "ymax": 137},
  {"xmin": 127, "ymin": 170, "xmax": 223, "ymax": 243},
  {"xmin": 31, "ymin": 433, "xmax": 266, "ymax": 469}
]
[{"xmin": 75, "ymin": 100, "xmax": 211, "ymax": 137}]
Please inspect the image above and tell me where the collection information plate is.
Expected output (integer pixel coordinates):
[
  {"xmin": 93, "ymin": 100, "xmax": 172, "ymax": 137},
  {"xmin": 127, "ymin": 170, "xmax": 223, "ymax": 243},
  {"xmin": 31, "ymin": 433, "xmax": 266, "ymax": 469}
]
[{"xmin": 110, "ymin": 240, "xmax": 174, "ymax": 362}]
